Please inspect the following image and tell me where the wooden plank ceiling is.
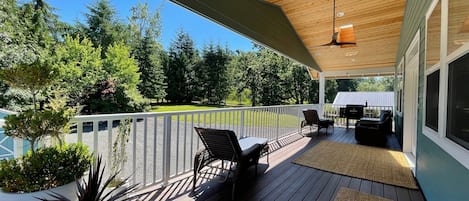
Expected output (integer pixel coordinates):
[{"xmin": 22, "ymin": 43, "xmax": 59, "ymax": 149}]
[{"xmin": 265, "ymin": 0, "xmax": 406, "ymax": 78}]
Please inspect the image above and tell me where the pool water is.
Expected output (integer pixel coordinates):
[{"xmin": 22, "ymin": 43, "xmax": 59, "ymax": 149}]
[{"xmin": 0, "ymin": 110, "xmax": 16, "ymax": 159}]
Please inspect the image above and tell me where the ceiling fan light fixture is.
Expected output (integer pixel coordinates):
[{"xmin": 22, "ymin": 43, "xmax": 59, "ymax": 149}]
[
  {"xmin": 340, "ymin": 24, "xmax": 353, "ymax": 29},
  {"xmin": 317, "ymin": 0, "xmax": 357, "ymax": 48}
]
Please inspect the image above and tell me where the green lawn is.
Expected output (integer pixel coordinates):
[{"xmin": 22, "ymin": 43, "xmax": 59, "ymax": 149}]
[
  {"xmin": 150, "ymin": 104, "xmax": 301, "ymax": 128},
  {"xmin": 151, "ymin": 104, "xmax": 222, "ymax": 112}
]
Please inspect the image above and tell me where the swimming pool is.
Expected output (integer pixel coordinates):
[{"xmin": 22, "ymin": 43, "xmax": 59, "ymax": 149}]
[{"xmin": 0, "ymin": 109, "xmax": 16, "ymax": 160}]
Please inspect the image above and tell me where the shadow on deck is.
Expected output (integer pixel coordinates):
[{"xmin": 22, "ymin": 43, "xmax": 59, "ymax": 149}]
[{"xmin": 130, "ymin": 127, "xmax": 424, "ymax": 201}]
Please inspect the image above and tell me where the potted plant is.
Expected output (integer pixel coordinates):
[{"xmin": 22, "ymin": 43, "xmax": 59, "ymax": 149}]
[
  {"xmin": 39, "ymin": 156, "xmax": 139, "ymax": 201},
  {"xmin": 0, "ymin": 61, "xmax": 93, "ymax": 200}
]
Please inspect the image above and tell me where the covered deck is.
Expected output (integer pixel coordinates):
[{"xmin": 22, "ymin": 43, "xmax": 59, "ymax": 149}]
[{"xmin": 131, "ymin": 127, "xmax": 424, "ymax": 201}]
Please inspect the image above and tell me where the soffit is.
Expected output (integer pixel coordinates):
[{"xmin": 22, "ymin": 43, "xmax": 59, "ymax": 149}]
[{"xmin": 265, "ymin": 0, "xmax": 406, "ymax": 75}]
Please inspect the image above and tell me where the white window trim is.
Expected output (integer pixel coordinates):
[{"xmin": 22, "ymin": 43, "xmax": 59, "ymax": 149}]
[
  {"xmin": 422, "ymin": 65, "xmax": 439, "ymax": 136},
  {"xmin": 396, "ymin": 58, "xmax": 404, "ymax": 116},
  {"xmin": 422, "ymin": 0, "xmax": 469, "ymax": 169}
]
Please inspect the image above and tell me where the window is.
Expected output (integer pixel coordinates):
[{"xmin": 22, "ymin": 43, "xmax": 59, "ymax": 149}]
[
  {"xmin": 446, "ymin": 53, "xmax": 469, "ymax": 150},
  {"xmin": 422, "ymin": 0, "xmax": 469, "ymax": 168},
  {"xmin": 425, "ymin": 70, "xmax": 439, "ymax": 131}
]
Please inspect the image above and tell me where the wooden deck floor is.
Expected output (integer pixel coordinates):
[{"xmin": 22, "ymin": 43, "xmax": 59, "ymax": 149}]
[{"xmin": 131, "ymin": 128, "xmax": 425, "ymax": 201}]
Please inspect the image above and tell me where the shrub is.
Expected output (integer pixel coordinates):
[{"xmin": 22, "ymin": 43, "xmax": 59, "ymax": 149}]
[
  {"xmin": 0, "ymin": 143, "xmax": 92, "ymax": 193},
  {"xmin": 3, "ymin": 108, "xmax": 73, "ymax": 152}
]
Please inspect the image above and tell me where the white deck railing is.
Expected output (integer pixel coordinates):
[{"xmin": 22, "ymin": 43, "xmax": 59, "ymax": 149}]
[
  {"xmin": 2, "ymin": 103, "xmax": 394, "ymax": 189},
  {"xmin": 65, "ymin": 104, "xmax": 318, "ymax": 188},
  {"xmin": 323, "ymin": 104, "xmax": 394, "ymax": 127}
]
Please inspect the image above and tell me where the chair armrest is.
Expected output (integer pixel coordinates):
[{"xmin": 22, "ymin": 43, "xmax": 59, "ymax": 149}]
[
  {"xmin": 301, "ymin": 120, "xmax": 307, "ymax": 128},
  {"xmin": 239, "ymin": 137, "xmax": 268, "ymax": 151},
  {"xmin": 356, "ymin": 120, "xmax": 386, "ymax": 130},
  {"xmin": 358, "ymin": 117, "xmax": 381, "ymax": 124},
  {"xmin": 241, "ymin": 144, "xmax": 261, "ymax": 157}
]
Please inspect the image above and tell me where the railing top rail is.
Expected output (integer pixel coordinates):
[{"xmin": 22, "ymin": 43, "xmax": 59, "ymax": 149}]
[
  {"xmin": 325, "ymin": 104, "xmax": 393, "ymax": 108},
  {"xmin": 71, "ymin": 104, "xmax": 319, "ymax": 122},
  {"xmin": 0, "ymin": 108, "xmax": 17, "ymax": 115}
]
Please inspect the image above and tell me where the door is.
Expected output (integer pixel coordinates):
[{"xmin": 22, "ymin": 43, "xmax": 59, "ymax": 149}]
[{"xmin": 403, "ymin": 31, "xmax": 419, "ymax": 156}]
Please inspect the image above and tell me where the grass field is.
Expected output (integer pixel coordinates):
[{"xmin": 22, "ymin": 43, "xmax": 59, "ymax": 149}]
[
  {"xmin": 150, "ymin": 104, "xmax": 301, "ymax": 128},
  {"xmin": 151, "ymin": 104, "xmax": 222, "ymax": 112}
]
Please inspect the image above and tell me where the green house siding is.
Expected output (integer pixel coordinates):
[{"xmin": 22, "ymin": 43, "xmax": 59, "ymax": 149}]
[
  {"xmin": 394, "ymin": 115, "xmax": 404, "ymax": 146},
  {"xmin": 397, "ymin": 1, "xmax": 469, "ymax": 201},
  {"xmin": 394, "ymin": 0, "xmax": 433, "ymax": 148},
  {"xmin": 417, "ymin": 135, "xmax": 469, "ymax": 201}
]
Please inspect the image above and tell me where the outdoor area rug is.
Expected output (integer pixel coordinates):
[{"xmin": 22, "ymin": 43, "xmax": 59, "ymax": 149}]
[
  {"xmin": 293, "ymin": 141, "xmax": 418, "ymax": 189},
  {"xmin": 334, "ymin": 187, "xmax": 393, "ymax": 201}
]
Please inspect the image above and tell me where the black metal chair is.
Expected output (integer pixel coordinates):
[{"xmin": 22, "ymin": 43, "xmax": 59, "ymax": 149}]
[
  {"xmin": 355, "ymin": 110, "xmax": 393, "ymax": 146},
  {"xmin": 192, "ymin": 127, "xmax": 267, "ymax": 200},
  {"xmin": 301, "ymin": 109, "xmax": 334, "ymax": 136}
]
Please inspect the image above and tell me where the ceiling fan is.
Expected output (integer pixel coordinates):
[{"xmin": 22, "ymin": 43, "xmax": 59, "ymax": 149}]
[{"xmin": 319, "ymin": 0, "xmax": 357, "ymax": 47}]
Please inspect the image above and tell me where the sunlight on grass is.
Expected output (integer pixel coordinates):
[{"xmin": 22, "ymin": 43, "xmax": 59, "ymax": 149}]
[
  {"xmin": 151, "ymin": 104, "xmax": 222, "ymax": 112},
  {"xmin": 171, "ymin": 110, "xmax": 301, "ymax": 128},
  {"xmin": 150, "ymin": 104, "xmax": 301, "ymax": 128},
  {"xmin": 225, "ymin": 99, "xmax": 251, "ymax": 106}
]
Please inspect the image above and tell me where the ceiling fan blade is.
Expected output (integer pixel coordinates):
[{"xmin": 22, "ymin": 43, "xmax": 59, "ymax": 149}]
[
  {"xmin": 337, "ymin": 42, "xmax": 357, "ymax": 45},
  {"xmin": 313, "ymin": 0, "xmax": 358, "ymax": 49}
]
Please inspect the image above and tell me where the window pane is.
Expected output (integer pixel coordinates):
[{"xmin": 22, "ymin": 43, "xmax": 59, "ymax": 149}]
[
  {"xmin": 427, "ymin": 1, "xmax": 440, "ymax": 68},
  {"xmin": 447, "ymin": 0, "xmax": 469, "ymax": 55},
  {"xmin": 447, "ymin": 53, "xmax": 469, "ymax": 150},
  {"xmin": 425, "ymin": 70, "xmax": 439, "ymax": 131}
]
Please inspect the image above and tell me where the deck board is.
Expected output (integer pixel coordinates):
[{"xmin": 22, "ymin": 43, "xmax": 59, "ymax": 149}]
[{"xmin": 130, "ymin": 127, "xmax": 425, "ymax": 201}]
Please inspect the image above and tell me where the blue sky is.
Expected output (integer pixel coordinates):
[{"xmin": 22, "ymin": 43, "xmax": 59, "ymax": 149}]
[{"xmin": 47, "ymin": 0, "xmax": 253, "ymax": 51}]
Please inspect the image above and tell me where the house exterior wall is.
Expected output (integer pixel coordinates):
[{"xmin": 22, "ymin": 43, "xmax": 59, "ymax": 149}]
[{"xmin": 396, "ymin": 1, "xmax": 469, "ymax": 200}]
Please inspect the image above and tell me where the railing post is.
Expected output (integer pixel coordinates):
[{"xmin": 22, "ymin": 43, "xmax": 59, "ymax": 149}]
[
  {"xmin": 240, "ymin": 110, "xmax": 245, "ymax": 137},
  {"xmin": 276, "ymin": 108, "xmax": 280, "ymax": 141},
  {"xmin": 132, "ymin": 117, "xmax": 137, "ymax": 185},
  {"xmin": 14, "ymin": 138, "xmax": 23, "ymax": 158},
  {"xmin": 162, "ymin": 115, "xmax": 172, "ymax": 186},
  {"xmin": 297, "ymin": 106, "xmax": 302, "ymax": 135}
]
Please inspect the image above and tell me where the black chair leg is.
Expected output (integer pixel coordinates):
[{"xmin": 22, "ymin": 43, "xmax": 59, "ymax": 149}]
[{"xmin": 192, "ymin": 169, "xmax": 197, "ymax": 193}]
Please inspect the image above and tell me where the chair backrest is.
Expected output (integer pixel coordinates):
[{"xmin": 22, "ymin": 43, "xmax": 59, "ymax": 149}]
[
  {"xmin": 194, "ymin": 127, "xmax": 242, "ymax": 161},
  {"xmin": 303, "ymin": 109, "xmax": 320, "ymax": 125},
  {"xmin": 379, "ymin": 110, "xmax": 392, "ymax": 122}
]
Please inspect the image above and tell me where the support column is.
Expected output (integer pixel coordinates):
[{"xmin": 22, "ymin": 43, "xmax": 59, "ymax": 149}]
[{"xmin": 319, "ymin": 72, "xmax": 325, "ymax": 115}]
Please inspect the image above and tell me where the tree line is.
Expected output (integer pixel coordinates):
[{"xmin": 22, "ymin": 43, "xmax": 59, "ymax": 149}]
[{"xmin": 0, "ymin": 0, "xmax": 393, "ymax": 114}]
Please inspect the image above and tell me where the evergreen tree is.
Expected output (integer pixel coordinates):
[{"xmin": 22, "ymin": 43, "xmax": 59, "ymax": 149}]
[
  {"xmin": 165, "ymin": 30, "xmax": 199, "ymax": 103},
  {"xmin": 285, "ymin": 65, "xmax": 311, "ymax": 104},
  {"xmin": 1, "ymin": 0, "xmax": 59, "ymax": 67},
  {"xmin": 229, "ymin": 51, "xmax": 259, "ymax": 106},
  {"xmin": 1, "ymin": 0, "xmax": 62, "ymax": 110},
  {"xmin": 256, "ymin": 46, "xmax": 286, "ymax": 105},
  {"xmin": 129, "ymin": 1, "xmax": 166, "ymax": 101},
  {"xmin": 133, "ymin": 36, "xmax": 167, "ymax": 100},
  {"xmin": 307, "ymin": 80, "xmax": 319, "ymax": 104},
  {"xmin": 80, "ymin": 0, "xmax": 130, "ymax": 57},
  {"xmin": 305, "ymin": 79, "xmax": 337, "ymax": 104},
  {"xmin": 199, "ymin": 43, "xmax": 230, "ymax": 104},
  {"xmin": 325, "ymin": 80, "xmax": 338, "ymax": 103}
]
